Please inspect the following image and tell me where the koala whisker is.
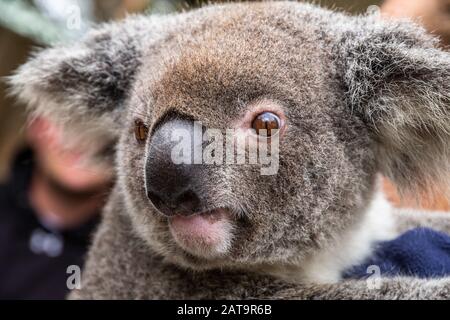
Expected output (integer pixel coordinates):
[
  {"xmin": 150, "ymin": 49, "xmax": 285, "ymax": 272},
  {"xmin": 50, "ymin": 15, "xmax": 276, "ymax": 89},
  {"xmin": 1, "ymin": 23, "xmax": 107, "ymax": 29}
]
[{"xmin": 224, "ymin": 200, "xmax": 249, "ymax": 219}]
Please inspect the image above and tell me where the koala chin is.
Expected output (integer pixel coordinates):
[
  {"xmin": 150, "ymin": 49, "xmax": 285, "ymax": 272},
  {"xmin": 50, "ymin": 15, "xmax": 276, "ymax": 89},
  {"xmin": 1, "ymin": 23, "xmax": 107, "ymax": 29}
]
[
  {"xmin": 10, "ymin": 1, "xmax": 450, "ymax": 299},
  {"xmin": 168, "ymin": 209, "xmax": 235, "ymax": 258}
]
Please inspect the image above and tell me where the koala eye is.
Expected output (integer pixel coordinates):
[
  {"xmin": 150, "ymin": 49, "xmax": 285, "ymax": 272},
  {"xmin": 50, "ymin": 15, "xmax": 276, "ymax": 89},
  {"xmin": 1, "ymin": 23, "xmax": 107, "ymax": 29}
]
[
  {"xmin": 134, "ymin": 120, "xmax": 148, "ymax": 143},
  {"xmin": 251, "ymin": 112, "xmax": 281, "ymax": 136}
]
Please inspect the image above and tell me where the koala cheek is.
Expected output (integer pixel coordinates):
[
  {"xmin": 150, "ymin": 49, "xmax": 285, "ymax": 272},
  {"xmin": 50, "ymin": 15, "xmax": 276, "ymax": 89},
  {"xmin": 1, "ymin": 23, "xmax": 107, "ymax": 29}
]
[{"xmin": 168, "ymin": 209, "xmax": 234, "ymax": 259}]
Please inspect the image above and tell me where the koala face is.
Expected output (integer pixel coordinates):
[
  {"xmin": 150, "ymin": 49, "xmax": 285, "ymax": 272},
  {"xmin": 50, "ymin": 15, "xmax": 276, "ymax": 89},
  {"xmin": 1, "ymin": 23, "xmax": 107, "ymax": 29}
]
[
  {"xmin": 118, "ymin": 6, "xmax": 378, "ymax": 269},
  {"xmin": 11, "ymin": 2, "xmax": 450, "ymax": 271}
]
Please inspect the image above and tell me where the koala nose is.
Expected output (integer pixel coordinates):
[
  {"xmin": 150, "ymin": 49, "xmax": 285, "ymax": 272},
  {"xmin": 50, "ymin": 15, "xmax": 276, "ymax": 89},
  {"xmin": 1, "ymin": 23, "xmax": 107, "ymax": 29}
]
[
  {"xmin": 147, "ymin": 188, "xmax": 201, "ymax": 217},
  {"xmin": 145, "ymin": 118, "xmax": 202, "ymax": 217}
]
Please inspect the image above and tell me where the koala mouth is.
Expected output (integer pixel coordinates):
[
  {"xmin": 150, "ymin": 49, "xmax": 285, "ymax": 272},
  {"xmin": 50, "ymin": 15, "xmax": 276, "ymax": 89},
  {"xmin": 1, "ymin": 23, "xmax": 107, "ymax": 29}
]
[{"xmin": 168, "ymin": 208, "xmax": 234, "ymax": 258}]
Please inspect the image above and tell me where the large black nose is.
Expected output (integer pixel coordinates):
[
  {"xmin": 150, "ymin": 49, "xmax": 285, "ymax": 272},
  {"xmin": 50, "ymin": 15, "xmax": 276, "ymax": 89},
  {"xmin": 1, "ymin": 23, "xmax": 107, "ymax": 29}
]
[{"xmin": 145, "ymin": 118, "xmax": 202, "ymax": 217}]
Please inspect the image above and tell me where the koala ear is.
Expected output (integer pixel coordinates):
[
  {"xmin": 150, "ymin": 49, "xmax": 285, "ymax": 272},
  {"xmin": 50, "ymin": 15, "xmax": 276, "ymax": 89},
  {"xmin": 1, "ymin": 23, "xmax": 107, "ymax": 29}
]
[
  {"xmin": 341, "ymin": 18, "xmax": 450, "ymax": 197},
  {"xmin": 9, "ymin": 18, "xmax": 149, "ymax": 162}
]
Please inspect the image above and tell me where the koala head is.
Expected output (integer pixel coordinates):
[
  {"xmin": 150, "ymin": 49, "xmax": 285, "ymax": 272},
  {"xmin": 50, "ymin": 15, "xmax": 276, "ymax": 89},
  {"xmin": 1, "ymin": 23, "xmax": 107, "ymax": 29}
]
[{"xmin": 11, "ymin": 2, "xmax": 450, "ymax": 272}]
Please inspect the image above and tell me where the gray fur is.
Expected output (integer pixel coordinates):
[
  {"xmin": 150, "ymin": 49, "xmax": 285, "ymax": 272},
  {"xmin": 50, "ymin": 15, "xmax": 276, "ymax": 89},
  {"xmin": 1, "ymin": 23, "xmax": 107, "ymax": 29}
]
[
  {"xmin": 9, "ymin": 1, "xmax": 450, "ymax": 299},
  {"xmin": 338, "ymin": 16, "xmax": 450, "ymax": 196}
]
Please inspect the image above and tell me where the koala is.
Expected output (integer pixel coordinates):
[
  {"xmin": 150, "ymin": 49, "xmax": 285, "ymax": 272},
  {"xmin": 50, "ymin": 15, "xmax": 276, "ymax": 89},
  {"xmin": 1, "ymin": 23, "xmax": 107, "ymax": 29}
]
[{"xmin": 10, "ymin": 1, "xmax": 450, "ymax": 299}]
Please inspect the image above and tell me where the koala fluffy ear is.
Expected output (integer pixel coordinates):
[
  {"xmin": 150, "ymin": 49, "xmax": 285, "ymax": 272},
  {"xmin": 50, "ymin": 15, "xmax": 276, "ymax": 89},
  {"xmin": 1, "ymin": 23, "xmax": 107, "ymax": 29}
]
[
  {"xmin": 340, "ymin": 18, "xmax": 450, "ymax": 197},
  {"xmin": 9, "ymin": 18, "xmax": 150, "ymax": 162}
]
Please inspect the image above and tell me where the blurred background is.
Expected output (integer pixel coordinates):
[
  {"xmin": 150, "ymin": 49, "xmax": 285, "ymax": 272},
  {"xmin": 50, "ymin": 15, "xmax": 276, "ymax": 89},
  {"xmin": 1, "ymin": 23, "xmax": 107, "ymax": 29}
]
[{"xmin": 0, "ymin": 0, "xmax": 448, "ymax": 207}]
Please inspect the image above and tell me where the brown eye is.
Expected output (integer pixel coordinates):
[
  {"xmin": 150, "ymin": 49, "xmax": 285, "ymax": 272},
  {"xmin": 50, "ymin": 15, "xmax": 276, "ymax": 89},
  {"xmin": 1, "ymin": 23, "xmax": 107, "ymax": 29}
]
[
  {"xmin": 134, "ymin": 120, "xmax": 148, "ymax": 143},
  {"xmin": 251, "ymin": 112, "xmax": 281, "ymax": 136}
]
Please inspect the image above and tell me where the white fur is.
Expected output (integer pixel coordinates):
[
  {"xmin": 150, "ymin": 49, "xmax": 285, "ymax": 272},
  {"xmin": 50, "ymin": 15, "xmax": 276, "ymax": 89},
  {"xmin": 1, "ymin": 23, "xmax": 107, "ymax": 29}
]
[{"xmin": 299, "ymin": 189, "xmax": 397, "ymax": 283}]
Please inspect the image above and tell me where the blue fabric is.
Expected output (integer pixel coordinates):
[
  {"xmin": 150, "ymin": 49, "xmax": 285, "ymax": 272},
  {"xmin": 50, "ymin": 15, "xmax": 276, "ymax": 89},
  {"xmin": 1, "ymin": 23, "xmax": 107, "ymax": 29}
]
[{"xmin": 343, "ymin": 227, "xmax": 450, "ymax": 279}]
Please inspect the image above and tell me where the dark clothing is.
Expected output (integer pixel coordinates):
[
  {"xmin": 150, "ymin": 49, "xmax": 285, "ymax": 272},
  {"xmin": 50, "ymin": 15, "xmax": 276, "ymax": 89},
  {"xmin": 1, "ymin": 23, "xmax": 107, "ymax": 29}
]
[
  {"xmin": 0, "ymin": 150, "xmax": 98, "ymax": 299},
  {"xmin": 344, "ymin": 227, "xmax": 450, "ymax": 279}
]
